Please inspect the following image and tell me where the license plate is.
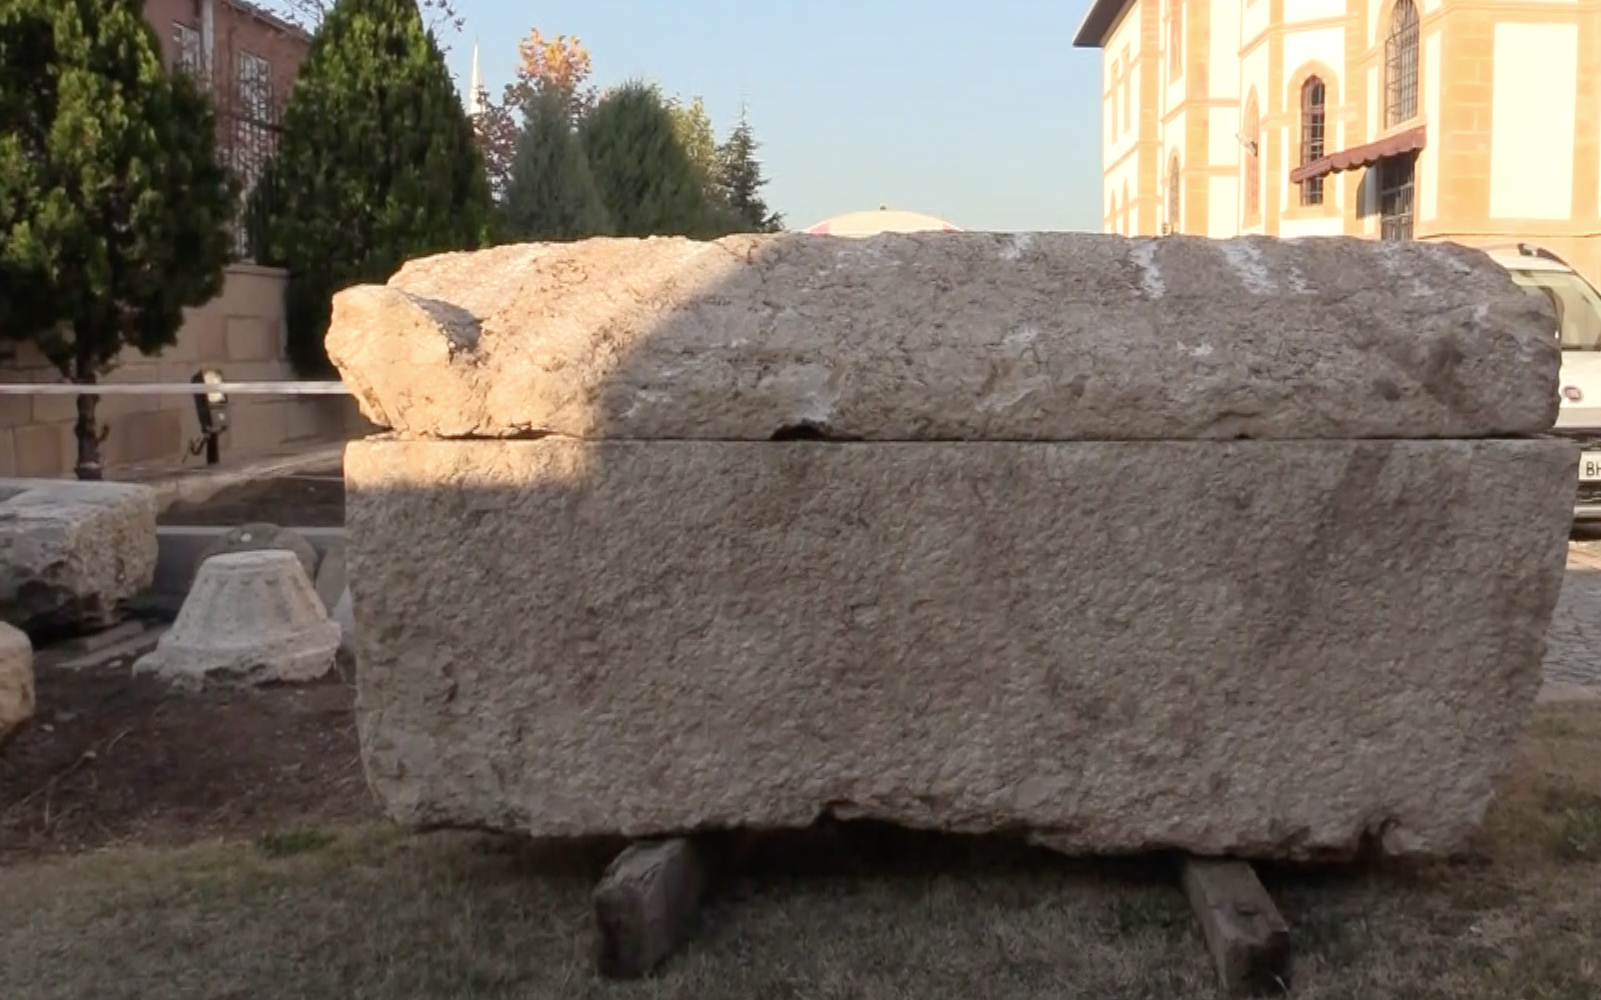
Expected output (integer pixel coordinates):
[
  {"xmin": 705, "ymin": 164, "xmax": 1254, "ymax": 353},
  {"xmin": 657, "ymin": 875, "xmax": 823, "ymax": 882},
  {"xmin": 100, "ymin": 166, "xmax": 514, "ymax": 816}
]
[{"xmin": 1582, "ymin": 452, "xmax": 1601, "ymax": 481}]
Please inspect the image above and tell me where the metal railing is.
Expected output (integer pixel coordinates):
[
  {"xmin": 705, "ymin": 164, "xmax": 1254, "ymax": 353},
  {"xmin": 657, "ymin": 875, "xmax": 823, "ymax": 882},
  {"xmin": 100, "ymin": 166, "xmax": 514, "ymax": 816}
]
[
  {"xmin": 0, "ymin": 382, "xmax": 350, "ymax": 396},
  {"xmin": 0, "ymin": 378, "xmax": 352, "ymax": 472}
]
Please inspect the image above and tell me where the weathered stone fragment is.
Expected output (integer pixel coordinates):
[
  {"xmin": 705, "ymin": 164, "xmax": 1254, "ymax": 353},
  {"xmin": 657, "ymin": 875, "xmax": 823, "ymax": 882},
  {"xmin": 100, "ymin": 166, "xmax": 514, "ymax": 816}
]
[
  {"xmin": 325, "ymin": 234, "xmax": 1560, "ymax": 441},
  {"xmin": 1182, "ymin": 858, "xmax": 1292, "ymax": 995},
  {"xmin": 0, "ymin": 621, "xmax": 33, "ymax": 744},
  {"xmin": 197, "ymin": 522, "xmax": 320, "ymax": 588},
  {"xmin": 345, "ymin": 435, "xmax": 1574, "ymax": 860},
  {"xmin": 0, "ymin": 479, "xmax": 157, "ymax": 632},
  {"xmin": 135, "ymin": 550, "xmax": 339, "ymax": 689}
]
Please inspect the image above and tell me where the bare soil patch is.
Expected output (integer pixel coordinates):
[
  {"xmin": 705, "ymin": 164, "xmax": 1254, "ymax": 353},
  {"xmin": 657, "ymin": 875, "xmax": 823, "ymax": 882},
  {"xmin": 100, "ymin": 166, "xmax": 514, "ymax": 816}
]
[
  {"xmin": 0, "ymin": 661, "xmax": 369, "ymax": 861},
  {"xmin": 2, "ymin": 667, "xmax": 1598, "ymax": 999}
]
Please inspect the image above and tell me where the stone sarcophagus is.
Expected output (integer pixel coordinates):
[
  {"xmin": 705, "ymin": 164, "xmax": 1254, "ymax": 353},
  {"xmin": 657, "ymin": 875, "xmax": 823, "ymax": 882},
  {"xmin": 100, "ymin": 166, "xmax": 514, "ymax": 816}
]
[{"xmin": 330, "ymin": 233, "xmax": 1575, "ymax": 860}]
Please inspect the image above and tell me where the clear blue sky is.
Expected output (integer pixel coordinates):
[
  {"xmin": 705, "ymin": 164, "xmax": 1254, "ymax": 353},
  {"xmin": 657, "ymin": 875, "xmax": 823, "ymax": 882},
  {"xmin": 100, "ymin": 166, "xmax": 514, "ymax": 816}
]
[{"xmin": 440, "ymin": 0, "xmax": 1105, "ymax": 232}]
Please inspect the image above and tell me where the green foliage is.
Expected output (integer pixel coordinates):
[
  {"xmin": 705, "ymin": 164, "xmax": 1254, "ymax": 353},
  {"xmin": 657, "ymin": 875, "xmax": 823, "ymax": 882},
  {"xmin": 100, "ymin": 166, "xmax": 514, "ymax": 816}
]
[
  {"xmin": 0, "ymin": 0, "xmax": 238, "ymax": 376},
  {"xmin": 581, "ymin": 81, "xmax": 719, "ymax": 239},
  {"xmin": 713, "ymin": 110, "xmax": 784, "ymax": 234},
  {"xmin": 500, "ymin": 88, "xmax": 610, "ymax": 242},
  {"xmin": 258, "ymin": 0, "xmax": 491, "ymax": 375},
  {"xmin": 664, "ymin": 95, "xmax": 717, "ymax": 188}
]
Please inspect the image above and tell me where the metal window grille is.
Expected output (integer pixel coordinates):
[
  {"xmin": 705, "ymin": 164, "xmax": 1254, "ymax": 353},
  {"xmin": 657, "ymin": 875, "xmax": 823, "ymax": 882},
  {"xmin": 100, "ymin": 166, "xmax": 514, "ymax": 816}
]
[
  {"xmin": 214, "ymin": 55, "xmax": 284, "ymax": 264},
  {"xmin": 1385, "ymin": 0, "xmax": 1419, "ymax": 128},
  {"xmin": 1167, "ymin": 159, "xmax": 1181, "ymax": 233},
  {"xmin": 1378, "ymin": 155, "xmax": 1416, "ymax": 241},
  {"xmin": 1299, "ymin": 78, "xmax": 1326, "ymax": 206}
]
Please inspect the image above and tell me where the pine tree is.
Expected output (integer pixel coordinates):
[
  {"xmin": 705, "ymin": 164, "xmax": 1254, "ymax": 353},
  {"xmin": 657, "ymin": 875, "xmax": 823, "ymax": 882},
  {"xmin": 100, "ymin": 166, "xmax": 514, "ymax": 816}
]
[
  {"xmin": 581, "ymin": 81, "xmax": 718, "ymax": 238},
  {"xmin": 259, "ymin": 0, "xmax": 491, "ymax": 375},
  {"xmin": 501, "ymin": 88, "xmax": 610, "ymax": 242},
  {"xmin": 0, "ymin": 0, "xmax": 238, "ymax": 478},
  {"xmin": 714, "ymin": 110, "xmax": 784, "ymax": 233}
]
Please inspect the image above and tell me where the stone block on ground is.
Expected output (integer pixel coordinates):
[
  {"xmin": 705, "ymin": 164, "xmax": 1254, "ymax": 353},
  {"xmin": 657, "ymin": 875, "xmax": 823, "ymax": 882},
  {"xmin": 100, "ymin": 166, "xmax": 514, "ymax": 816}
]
[
  {"xmin": 325, "ymin": 234, "xmax": 1559, "ymax": 442},
  {"xmin": 345, "ymin": 435, "xmax": 1574, "ymax": 860},
  {"xmin": 1182, "ymin": 857, "xmax": 1292, "ymax": 995},
  {"xmin": 135, "ymin": 550, "xmax": 339, "ymax": 689},
  {"xmin": 0, "ymin": 621, "xmax": 33, "ymax": 743},
  {"xmin": 197, "ymin": 522, "xmax": 319, "ymax": 589},
  {"xmin": 593, "ymin": 838, "xmax": 710, "ymax": 979},
  {"xmin": 0, "ymin": 478, "xmax": 158, "ymax": 633}
]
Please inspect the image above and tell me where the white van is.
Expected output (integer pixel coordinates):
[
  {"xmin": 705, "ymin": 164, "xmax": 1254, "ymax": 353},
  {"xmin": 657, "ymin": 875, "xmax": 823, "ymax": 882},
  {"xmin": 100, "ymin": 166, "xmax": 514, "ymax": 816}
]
[{"xmin": 1483, "ymin": 244, "xmax": 1601, "ymax": 521}]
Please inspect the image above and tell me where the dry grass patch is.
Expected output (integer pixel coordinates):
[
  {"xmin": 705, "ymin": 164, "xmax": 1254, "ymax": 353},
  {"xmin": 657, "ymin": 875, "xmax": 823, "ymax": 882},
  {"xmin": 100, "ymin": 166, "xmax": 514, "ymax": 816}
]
[{"xmin": 3, "ymin": 704, "xmax": 1599, "ymax": 1000}]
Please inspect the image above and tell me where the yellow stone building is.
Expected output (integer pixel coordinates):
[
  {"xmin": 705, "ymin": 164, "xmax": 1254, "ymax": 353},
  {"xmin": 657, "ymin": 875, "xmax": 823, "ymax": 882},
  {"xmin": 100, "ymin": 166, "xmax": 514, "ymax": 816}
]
[{"xmin": 1073, "ymin": 0, "xmax": 1601, "ymax": 284}]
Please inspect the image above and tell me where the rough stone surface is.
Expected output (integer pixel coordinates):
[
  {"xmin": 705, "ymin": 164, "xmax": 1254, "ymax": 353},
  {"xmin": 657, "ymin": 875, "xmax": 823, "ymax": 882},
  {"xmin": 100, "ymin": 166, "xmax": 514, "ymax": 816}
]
[
  {"xmin": 135, "ymin": 550, "xmax": 339, "ymax": 689},
  {"xmin": 324, "ymin": 234, "xmax": 1560, "ymax": 442},
  {"xmin": 0, "ymin": 478, "xmax": 158, "ymax": 632},
  {"xmin": 331, "ymin": 586, "xmax": 355, "ymax": 660},
  {"xmin": 198, "ymin": 522, "xmax": 320, "ymax": 588},
  {"xmin": 313, "ymin": 541, "xmax": 347, "ymax": 614},
  {"xmin": 0, "ymin": 621, "xmax": 33, "ymax": 743},
  {"xmin": 346, "ymin": 435, "xmax": 1574, "ymax": 860}
]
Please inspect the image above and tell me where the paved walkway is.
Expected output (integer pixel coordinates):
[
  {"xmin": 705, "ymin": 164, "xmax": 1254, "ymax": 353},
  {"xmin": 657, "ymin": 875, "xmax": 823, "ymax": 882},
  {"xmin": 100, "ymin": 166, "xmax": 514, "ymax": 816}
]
[{"xmin": 1544, "ymin": 551, "xmax": 1601, "ymax": 694}]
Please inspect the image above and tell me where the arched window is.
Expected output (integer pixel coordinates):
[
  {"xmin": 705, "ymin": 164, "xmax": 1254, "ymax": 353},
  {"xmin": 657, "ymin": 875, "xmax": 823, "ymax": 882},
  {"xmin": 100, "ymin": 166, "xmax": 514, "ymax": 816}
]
[
  {"xmin": 1385, "ymin": 0, "xmax": 1419, "ymax": 127},
  {"xmin": 1168, "ymin": 0, "xmax": 1183, "ymax": 76},
  {"xmin": 1243, "ymin": 94, "xmax": 1260, "ymax": 221},
  {"xmin": 1167, "ymin": 155, "xmax": 1181, "ymax": 233},
  {"xmin": 1299, "ymin": 77, "xmax": 1327, "ymax": 205}
]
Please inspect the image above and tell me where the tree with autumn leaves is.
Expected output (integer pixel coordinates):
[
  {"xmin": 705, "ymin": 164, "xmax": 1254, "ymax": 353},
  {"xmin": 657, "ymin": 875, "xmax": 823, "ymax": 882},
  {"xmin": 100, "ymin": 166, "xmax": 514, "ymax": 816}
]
[
  {"xmin": 483, "ymin": 28, "xmax": 783, "ymax": 242},
  {"xmin": 475, "ymin": 30, "xmax": 594, "ymax": 199}
]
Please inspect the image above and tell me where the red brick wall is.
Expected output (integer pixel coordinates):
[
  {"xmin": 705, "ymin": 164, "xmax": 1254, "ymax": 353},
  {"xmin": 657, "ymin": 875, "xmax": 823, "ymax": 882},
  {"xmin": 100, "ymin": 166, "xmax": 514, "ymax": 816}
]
[{"xmin": 142, "ymin": 0, "xmax": 308, "ymax": 104}]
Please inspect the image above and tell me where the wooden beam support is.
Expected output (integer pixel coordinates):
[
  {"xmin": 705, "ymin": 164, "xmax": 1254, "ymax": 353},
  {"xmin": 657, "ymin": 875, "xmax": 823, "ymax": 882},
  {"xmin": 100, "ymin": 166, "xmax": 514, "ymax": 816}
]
[{"xmin": 1180, "ymin": 856, "xmax": 1292, "ymax": 996}]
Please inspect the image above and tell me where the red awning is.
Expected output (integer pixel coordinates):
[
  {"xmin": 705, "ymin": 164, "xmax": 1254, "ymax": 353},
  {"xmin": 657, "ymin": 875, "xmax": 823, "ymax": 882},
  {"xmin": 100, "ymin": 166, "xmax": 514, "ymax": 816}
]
[{"xmin": 1288, "ymin": 125, "xmax": 1427, "ymax": 184}]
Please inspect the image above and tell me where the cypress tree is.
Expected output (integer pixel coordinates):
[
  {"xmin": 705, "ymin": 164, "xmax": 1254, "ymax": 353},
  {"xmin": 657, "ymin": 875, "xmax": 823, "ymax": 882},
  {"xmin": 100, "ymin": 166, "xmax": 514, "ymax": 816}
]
[
  {"xmin": 581, "ymin": 81, "xmax": 717, "ymax": 239},
  {"xmin": 500, "ymin": 88, "xmax": 610, "ymax": 242},
  {"xmin": 0, "ymin": 0, "xmax": 238, "ymax": 478},
  {"xmin": 260, "ymin": 0, "xmax": 491, "ymax": 375}
]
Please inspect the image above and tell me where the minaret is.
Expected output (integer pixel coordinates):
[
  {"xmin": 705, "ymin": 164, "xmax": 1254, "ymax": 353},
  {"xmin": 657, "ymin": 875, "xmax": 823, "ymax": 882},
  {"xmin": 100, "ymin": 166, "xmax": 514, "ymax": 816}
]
[{"xmin": 466, "ymin": 40, "xmax": 483, "ymax": 118}]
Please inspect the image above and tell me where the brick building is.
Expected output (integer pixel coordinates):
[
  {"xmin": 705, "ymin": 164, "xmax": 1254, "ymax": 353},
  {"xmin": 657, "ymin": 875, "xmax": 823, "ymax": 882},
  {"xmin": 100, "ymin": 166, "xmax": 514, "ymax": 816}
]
[
  {"xmin": 1074, "ymin": 0, "xmax": 1601, "ymax": 286},
  {"xmin": 141, "ymin": 0, "xmax": 311, "ymax": 260}
]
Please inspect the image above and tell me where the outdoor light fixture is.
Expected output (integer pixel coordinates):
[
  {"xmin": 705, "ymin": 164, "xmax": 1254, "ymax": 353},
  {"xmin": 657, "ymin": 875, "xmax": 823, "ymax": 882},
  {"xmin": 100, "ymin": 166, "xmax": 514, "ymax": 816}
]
[{"xmin": 190, "ymin": 368, "xmax": 229, "ymax": 466}]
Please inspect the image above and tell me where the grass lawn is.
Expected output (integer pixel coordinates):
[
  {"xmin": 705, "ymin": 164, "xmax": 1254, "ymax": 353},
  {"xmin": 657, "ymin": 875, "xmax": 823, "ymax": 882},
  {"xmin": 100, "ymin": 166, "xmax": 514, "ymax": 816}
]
[{"xmin": 3, "ymin": 704, "xmax": 1599, "ymax": 1000}]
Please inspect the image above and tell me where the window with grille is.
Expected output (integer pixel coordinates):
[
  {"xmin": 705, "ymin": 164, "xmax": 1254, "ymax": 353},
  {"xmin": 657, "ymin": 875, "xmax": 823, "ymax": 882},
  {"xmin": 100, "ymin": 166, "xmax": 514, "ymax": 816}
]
[
  {"xmin": 1167, "ymin": 157, "xmax": 1180, "ymax": 233},
  {"xmin": 1385, "ymin": 0, "xmax": 1419, "ymax": 128},
  {"xmin": 232, "ymin": 53, "xmax": 274, "ymax": 258},
  {"xmin": 172, "ymin": 22, "xmax": 202, "ymax": 74},
  {"xmin": 1244, "ymin": 97, "xmax": 1260, "ymax": 220},
  {"xmin": 1299, "ymin": 77, "xmax": 1326, "ymax": 206},
  {"xmin": 1378, "ymin": 155, "xmax": 1416, "ymax": 241}
]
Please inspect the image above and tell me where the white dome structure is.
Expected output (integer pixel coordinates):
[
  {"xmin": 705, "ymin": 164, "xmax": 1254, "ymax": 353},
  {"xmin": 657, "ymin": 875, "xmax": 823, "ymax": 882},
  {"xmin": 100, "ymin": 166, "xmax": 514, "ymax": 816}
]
[{"xmin": 803, "ymin": 206, "xmax": 961, "ymax": 237}]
